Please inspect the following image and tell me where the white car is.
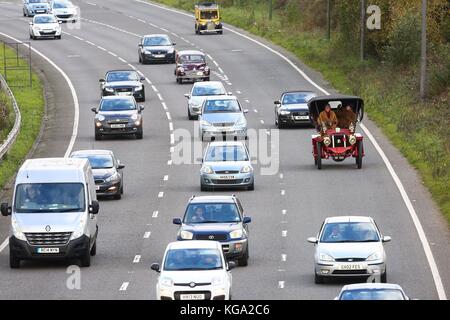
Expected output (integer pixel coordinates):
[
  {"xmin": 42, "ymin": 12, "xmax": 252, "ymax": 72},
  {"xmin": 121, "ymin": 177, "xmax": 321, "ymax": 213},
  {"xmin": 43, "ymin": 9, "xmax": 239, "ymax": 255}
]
[
  {"xmin": 335, "ymin": 283, "xmax": 410, "ymax": 300},
  {"xmin": 184, "ymin": 81, "xmax": 229, "ymax": 120},
  {"xmin": 151, "ymin": 240, "xmax": 234, "ymax": 300},
  {"xmin": 29, "ymin": 14, "xmax": 62, "ymax": 40},
  {"xmin": 307, "ymin": 216, "xmax": 391, "ymax": 284},
  {"xmin": 50, "ymin": 0, "xmax": 78, "ymax": 22}
]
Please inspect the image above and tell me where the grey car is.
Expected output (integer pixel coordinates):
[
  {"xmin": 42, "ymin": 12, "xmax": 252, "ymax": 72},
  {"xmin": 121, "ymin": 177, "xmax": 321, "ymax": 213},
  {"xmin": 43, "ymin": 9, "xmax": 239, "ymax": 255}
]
[
  {"xmin": 91, "ymin": 96, "xmax": 144, "ymax": 140},
  {"xmin": 199, "ymin": 95, "xmax": 248, "ymax": 141},
  {"xmin": 23, "ymin": 0, "xmax": 50, "ymax": 17},
  {"xmin": 138, "ymin": 34, "xmax": 176, "ymax": 64},
  {"xmin": 185, "ymin": 81, "xmax": 229, "ymax": 120},
  {"xmin": 335, "ymin": 283, "xmax": 410, "ymax": 300},
  {"xmin": 200, "ymin": 141, "xmax": 254, "ymax": 191},
  {"xmin": 274, "ymin": 91, "xmax": 317, "ymax": 128},
  {"xmin": 307, "ymin": 216, "xmax": 391, "ymax": 284},
  {"xmin": 70, "ymin": 150, "xmax": 125, "ymax": 199}
]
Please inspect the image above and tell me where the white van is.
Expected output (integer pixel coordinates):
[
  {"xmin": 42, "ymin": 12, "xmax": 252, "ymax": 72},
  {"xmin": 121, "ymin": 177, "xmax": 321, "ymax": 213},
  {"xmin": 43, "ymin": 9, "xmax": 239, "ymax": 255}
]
[{"xmin": 1, "ymin": 158, "xmax": 99, "ymax": 268}]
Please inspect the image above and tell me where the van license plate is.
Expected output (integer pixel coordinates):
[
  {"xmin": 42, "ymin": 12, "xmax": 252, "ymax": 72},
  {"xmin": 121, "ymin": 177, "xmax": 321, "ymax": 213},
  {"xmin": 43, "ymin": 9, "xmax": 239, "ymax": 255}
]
[
  {"xmin": 37, "ymin": 248, "xmax": 59, "ymax": 254},
  {"xmin": 111, "ymin": 124, "xmax": 126, "ymax": 128},
  {"xmin": 180, "ymin": 294, "xmax": 205, "ymax": 300}
]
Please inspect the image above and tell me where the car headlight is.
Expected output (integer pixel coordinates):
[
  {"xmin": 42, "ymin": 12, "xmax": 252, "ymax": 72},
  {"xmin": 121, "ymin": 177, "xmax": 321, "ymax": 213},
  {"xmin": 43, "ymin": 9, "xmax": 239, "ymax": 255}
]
[
  {"xmin": 167, "ymin": 48, "xmax": 174, "ymax": 54},
  {"xmin": 240, "ymin": 165, "xmax": 252, "ymax": 173},
  {"xmin": 33, "ymin": 26, "xmax": 41, "ymax": 31},
  {"xmin": 104, "ymin": 87, "xmax": 114, "ymax": 93},
  {"xmin": 348, "ymin": 134, "xmax": 357, "ymax": 145},
  {"xmin": 319, "ymin": 253, "xmax": 334, "ymax": 262},
  {"xmin": 229, "ymin": 229, "xmax": 243, "ymax": 239},
  {"xmin": 70, "ymin": 217, "xmax": 86, "ymax": 241},
  {"xmin": 200, "ymin": 119, "xmax": 212, "ymax": 127},
  {"xmin": 201, "ymin": 165, "xmax": 214, "ymax": 174},
  {"xmin": 234, "ymin": 117, "xmax": 247, "ymax": 128},
  {"xmin": 215, "ymin": 21, "xmax": 220, "ymax": 25},
  {"xmin": 323, "ymin": 136, "xmax": 331, "ymax": 147},
  {"xmin": 279, "ymin": 110, "xmax": 290, "ymax": 115},
  {"xmin": 97, "ymin": 115, "xmax": 105, "ymax": 121},
  {"xmin": 134, "ymin": 85, "xmax": 143, "ymax": 92},
  {"xmin": 211, "ymin": 276, "xmax": 224, "ymax": 286},
  {"xmin": 160, "ymin": 277, "xmax": 174, "ymax": 287},
  {"xmin": 366, "ymin": 252, "xmax": 382, "ymax": 261},
  {"xmin": 11, "ymin": 216, "xmax": 27, "ymax": 241},
  {"xmin": 180, "ymin": 230, "xmax": 193, "ymax": 240},
  {"xmin": 131, "ymin": 114, "xmax": 138, "ymax": 121},
  {"xmin": 105, "ymin": 172, "xmax": 120, "ymax": 183},
  {"xmin": 178, "ymin": 67, "xmax": 185, "ymax": 73}
]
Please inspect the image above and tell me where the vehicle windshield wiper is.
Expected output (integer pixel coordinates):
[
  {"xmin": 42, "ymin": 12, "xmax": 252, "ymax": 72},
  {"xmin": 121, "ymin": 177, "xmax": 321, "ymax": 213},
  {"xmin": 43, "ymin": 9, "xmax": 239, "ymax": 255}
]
[
  {"xmin": 196, "ymin": 220, "xmax": 220, "ymax": 224},
  {"xmin": 357, "ymin": 239, "xmax": 379, "ymax": 242},
  {"xmin": 49, "ymin": 208, "xmax": 83, "ymax": 213}
]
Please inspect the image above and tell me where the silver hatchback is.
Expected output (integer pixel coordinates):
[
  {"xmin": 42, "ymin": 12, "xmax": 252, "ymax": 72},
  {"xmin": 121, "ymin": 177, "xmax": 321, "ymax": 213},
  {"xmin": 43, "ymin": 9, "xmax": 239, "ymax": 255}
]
[{"xmin": 307, "ymin": 216, "xmax": 391, "ymax": 284}]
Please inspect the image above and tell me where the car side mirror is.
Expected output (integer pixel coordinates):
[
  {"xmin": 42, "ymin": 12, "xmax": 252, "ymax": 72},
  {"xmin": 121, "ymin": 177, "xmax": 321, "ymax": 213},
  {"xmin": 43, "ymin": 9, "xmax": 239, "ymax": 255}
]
[
  {"xmin": 117, "ymin": 164, "xmax": 125, "ymax": 170},
  {"xmin": 382, "ymin": 236, "xmax": 391, "ymax": 243},
  {"xmin": 140, "ymin": 76, "xmax": 145, "ymax": 81},
  {"xmin": 89, "ymin": 200, "xmax": 99, "ymax": 215},
  {"xmin": 173, "ymin": 218, "xmax": 182, "ymax": 225},
  {"xmin": 139, "ymin": 105, "xmax": 144, "ymax": 112},
  {"xmin": 307, "ymin": 237, "xmax": 318, "ymax": 244},
  {"xmin": 243, "ymin": 109, "xmax": 249, "ymax": 114},
  {"xmin": 1, "ymin": 203, "xmax": 11, "ymax": 217},
  {"xmin": 91, "ymin": 107, "xmax": 97, "ymax": 113},
  {"xmin": 184, "ymin": 93, "xmax": 190, "ymax": 99},
  {"xmin": 29, "ymin": 22, "xmax": 33, "ymax": 25},
  {"xmin": 138, "ymin": 43, "xmax": 143, "ymax": 47},
  {"xmin": 196, "ymin": 158, "xmax": 203, "ymax": 163},
  {"xmin": 227, "ymin": 92, "xmax": 233, "ymax": 95},
  {"xmin": 151, "ymin": 263, "xmax": 160, "ymax": 273},
  {"xmin": 99, "ymin": 79, "xmax": 105, "ymax": 83},
  {"xmin": 243, "ymin": 216, "xmax": 251, "ymax": 224},
  {"xmin": 172, "ymin": 42, "xmax": 176, "ymax": 45},
  {"xmin": 274, "ymin": 100, "xmax": 281, "ymax": 105},
  {"xmin": 227, "ymin": 261, "xmax": 236, "ymax": 271}
]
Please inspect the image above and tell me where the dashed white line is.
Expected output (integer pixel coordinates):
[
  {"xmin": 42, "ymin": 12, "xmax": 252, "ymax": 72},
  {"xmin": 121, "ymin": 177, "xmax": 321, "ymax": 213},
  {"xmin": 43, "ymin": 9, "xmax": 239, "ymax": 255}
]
[
  {"xmin": 158, "ymin": 192, "xmax": 164, "ymax": 198},
  {"xmin": 213, "ymin": 60, "xmax": 219, "ymax": 67},
  {"xmin": 86, "ymin": 1, "xmax": 97, "ymax": 5},
  {"xmin": 163, "ymin": 175, "xmax": 169, "ymax": 181},
  {"xmin": 152, "ymin": 211, "xmax": 159, "ymax": 218},
  {"xmin": 167, "ymin": 160, "xmax": 173, "ymax": 165},
  {"xmin": 157, "ymin": 93, "xmax": 163, "ymax": 101},
  {"xmin": 166, "ymin": 112, "xmax": 172, "ymax": 120},
  {"xmin": 162, "ymin": 102, "xmax": 168, "ymax": 110},
  {"xmin": 143, "ymin": 231, "xmax": 151, "ymax": 238},
  {"xmin": 281, "ymin": 190, "xmax": 285, "ymax": 196},
  {"xmin": 253, "ymin": 109, "xmax": 258, "ymax": 113},
  {"xmin": 0, "ymin": 239, "xmax": 9, "ymax": 253},
  {"xmin": 96, "ymin": 45, "xmax": 106, "ymax": 51},
  {"xmin": 282, "ymin": 230, "xmax": 288, "ymax": 237},
  {"xmin": 279, "ymin": 173, "xmax": 284, "ymax": 179},
  {"xmin": 281, "ymin": 254, "xmax": 287, "ymax": 262},
  {"xmin": 260, "ymin": 120, "xmax": 264, "ymax": 124},
  {"xmin": 151, "ymin": 85, "xmax": 158, "ymax": 92},
  {"xmin": 278, "ymin": 281, "xmax": 285, "ymax": 289},
  {"xmin": 118, "ymin": 57, "xmax": 127, "ymax": 63},
  {"xmin": 85, "ymin": 40, "xmax": 95, "ymax": 46},
  {"xmin": 282, "ymin": 209, "xmax": 287, "ymax": 215},
  {"xmin": 170, "ymin": 133, "xmax": 174, "ymax": 145},
  {"xmin": 108, "ymin": 51, "xmax": 118, "ymax": 57},
  {"xmin": 218, "ymin": 67, "xmax": 224, "ymax": 73},
  {"xmin": 133, "ymin": 255, "xmax": 141, "ymax": 263},
  {"xmin": 236, "ymin": 90, "xmax": 241, "ymax": 94},
  {"xmin": 169, "ymin": 122, "xmax": 173, "ymax": 131},
  {"xmin": 170, "ymin": 146, "xmax": 174, "ymax": 153},
  {"xmin": 119, "ymin": 282, "xmax": 129, "ymax": 291}
]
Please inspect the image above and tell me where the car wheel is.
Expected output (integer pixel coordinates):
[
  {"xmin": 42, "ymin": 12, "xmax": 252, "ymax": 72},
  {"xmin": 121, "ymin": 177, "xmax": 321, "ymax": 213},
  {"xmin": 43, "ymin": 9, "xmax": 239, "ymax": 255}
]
[
  {"xmin": 94, "ymin": 131, "xmax": 102, "ymax": 141},
  {"xmin": 277, "ymin": 117, "xmax": 285, "ymax": 129},
  {"xmin": 356, "ymin": 141, "xmax": 363, "ymax": 169},
  {"xmin": 114, "ymin": 193, "xmax": 122, "ymax": 200},
  {"xmin": 238, "ymin": 248, "xmax": 249, "ymax": 266},
  {"xmin": 120, "ymin": 183, "xmax": 124, "ymax": 194},
  {"xmin": 200, "ymin": 184, "xmax": 207, "ymax": 191},
  {"xmin": 218, "ymin": 30, "xmax": 223, "ymax": 35},
  {"xmin": 138, "ymin": 54, "xmax": 142, "ymax": 64},
  {"xmin": 381, "ymin": 270, "xmax": 387, "ymax": 283},
  {"xmin": 314, "ymin": 273, "xmax": 324, "ymax": 284},
  {"xmin": 140, "ymin": 90, "xmax": 145, "ymax": 102},
  {"xmin": 204, "ymin": 77, "xmax": 210, "ymax": 81},
  {"xmin": 316, "ymin": 141, "xmax": 322, "ymax": 170},
  {"xmin": 9, "ymin": 249, "xmax": 20, "ymax": 269},
  {"xmin": 79, "ymin": 246, "xmax": 91, "ymax": 267},
  {"xmin": 56, "ymin": 35, "xmax": 61, "ymax": 40},
  {"xmin": 29, "ymin": 33, "xmax": 33, "ymax": 40},
  {"xmin": 247, "ymin": 182, "xmax": 254, "ymax": 191},
  {"xmin": 188, "ymin": 108, "xmax": 195, "ymax": 120},
  {"xmin": 176, "ymin": 77, "xmax": 182, "ymax": 84},
  {"xmin": 136, "ymin": 128, "xmax": 143, "ymax": 140},
  {"xmin": 90, "ymin": 240, "xmax": 97, "ymax": 256}
]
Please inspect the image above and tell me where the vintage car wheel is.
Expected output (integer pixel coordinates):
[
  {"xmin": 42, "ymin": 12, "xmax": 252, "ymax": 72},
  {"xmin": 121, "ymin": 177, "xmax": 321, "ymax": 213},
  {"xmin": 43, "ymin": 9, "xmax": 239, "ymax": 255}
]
[
  {"xmin": 316, "ymin": 142, "xmax": 322, "ymax": 170},
  {"xmin": 356, "ymin": 141, "xmax": 363, "ymax": 169}
]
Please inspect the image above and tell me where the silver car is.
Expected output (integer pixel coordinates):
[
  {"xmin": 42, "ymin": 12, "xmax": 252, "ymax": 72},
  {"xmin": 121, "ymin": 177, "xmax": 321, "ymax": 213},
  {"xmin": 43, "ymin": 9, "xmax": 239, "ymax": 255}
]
[
  {"xmin": 23, "ymin": 0, "xmax": 50, "ymax": 17},
  {"xmin": 335, "ymin": 283, "xmax": 410, "ymax": 300},
  {"xmin": 199, "ymin": 95, "xmax": 248, "ymax": 141},
  {"xmin": 307, "ymin": 216, "xmax": 391, "ymax": 284},
  {"xmin": 200, "ymin": 141, "xmax": 254, "ymax": 191},
  {"xmin": 185, "ymin": 81, "xmax": 229, "ymax": 120}
]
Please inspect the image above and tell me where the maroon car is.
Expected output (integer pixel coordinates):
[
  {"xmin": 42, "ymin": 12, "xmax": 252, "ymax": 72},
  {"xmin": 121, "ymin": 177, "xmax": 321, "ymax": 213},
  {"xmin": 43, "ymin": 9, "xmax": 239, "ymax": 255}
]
[
  {"xmin": 174, "ymin": 50, "xmax": 210, "ymax": 84},
  {"xmin": 309, "ymin": 95, "xmax": 365, "ymax": 169}
]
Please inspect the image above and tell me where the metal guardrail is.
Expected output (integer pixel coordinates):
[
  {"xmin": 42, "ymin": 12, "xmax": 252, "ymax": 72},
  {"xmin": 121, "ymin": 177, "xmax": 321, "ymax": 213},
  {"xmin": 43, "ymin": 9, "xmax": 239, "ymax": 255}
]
[{"xmin": 0, "ymin": 73, "xmax": 21, "ymax": 160}]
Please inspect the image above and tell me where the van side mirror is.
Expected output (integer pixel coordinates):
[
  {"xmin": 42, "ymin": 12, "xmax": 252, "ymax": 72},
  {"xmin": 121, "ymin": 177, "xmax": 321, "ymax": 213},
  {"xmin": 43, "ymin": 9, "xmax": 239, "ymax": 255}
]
[
  {"xmin": 1, "ymin": 203, "xmax": 11, "ymax": 217},
  {"xmin": 91, "ymin": 107, "xmax": 97, "ymax": 113},
  {"xmin": 173, "ymin": 218, "xmax": 182, "ymax": 225},
  {"xmin": 139, "ymin": 105, "xmax": 145, "ymax": 112},
  {"xmin": 382, "ymin": 236, "xmax": 391, "ymax": 243},
  {"xmin": 227, "ymin": 261, "xmax": 236, "ymax": 271},
  {"xmin": 140, "ymin": 76, "xmax": 145, "ymax": 81},
  {"xmin": 184, "ymin": 93, "xmax": 190, "ymax": 99},
  {"xmin": 138, "ymin": 43, "xmax": 143, "ymax": 47},
  {"xmin": 172, "ymin": 42, "xmax": 176, "ymax": 46},
  {"xmin": 307, "ymin": 237, "xmax": 318, "ymax": 244},
  {"xmin": 151, "ymin": 263, "xmax": 160, "ymax": 273},
  {"xmin": 243, "ymin": 216, "xmax": 251, "ymax": 224},
  {"xmin": 117, "ymin": 164, "xmax": 125, "ymax": 170},
  {"xmin": 243, "ymin": 109, "xmax": 249, "ymax": 114},
  {"xmin": 89, "ymin": 200, "xmax": 99, "ymax": 215}
]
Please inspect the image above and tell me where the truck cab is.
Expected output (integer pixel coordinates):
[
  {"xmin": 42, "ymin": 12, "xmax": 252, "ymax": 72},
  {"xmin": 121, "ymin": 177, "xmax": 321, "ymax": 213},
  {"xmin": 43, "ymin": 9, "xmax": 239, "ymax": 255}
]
[
  {"xmin": 1, "ymin": 158, "xmax": 99, "ymax": 268},
  {"xmin": 194, "ymin": 2, "xmax": 222, "ymax": 35}
]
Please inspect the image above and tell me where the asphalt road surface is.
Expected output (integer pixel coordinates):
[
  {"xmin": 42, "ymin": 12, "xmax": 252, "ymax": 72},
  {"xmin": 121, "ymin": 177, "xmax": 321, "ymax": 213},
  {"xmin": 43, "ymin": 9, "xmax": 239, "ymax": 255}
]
[{"xmin": 0, "ymin": 0, "xmax": 449, "ymax": 300}]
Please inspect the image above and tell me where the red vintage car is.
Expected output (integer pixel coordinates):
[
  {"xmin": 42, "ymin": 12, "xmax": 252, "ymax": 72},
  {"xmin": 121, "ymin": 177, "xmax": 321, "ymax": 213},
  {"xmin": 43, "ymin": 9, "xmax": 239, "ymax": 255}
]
[
  {"xmin": 308, "ymin": 95, "xmax": 365, "ymax": 169},
  {"xmin": 174, "ymin": 50, "xmax": 210, "ymax": 84}
]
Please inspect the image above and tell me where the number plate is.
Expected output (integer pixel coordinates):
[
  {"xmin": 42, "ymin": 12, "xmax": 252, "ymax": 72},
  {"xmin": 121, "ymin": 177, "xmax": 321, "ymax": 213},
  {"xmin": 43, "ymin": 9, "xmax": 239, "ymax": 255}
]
[
  {"xmin": 339, "ymin": 264, "xmax": 364, "ymax": 270},
  {"xmin": 197, "ymin": 72, "xmax": 204, "ymax": 76},
  {"xmin": 37, "ymin": 248, "xmax": 59, "ymax": 254},
  {"xmin": 294, "ymin": 116, "xmax": 309, "ymax": 120},
  {"xmin": 117, "ymin": 92, "xmax": 131, "ymax": 96},
  {"xmin": 95, "ymin": 185, "xmax": 100, "ymax": 191},
  {"xmin": 153, "ymin": 54, "xmax": 165, "ymax": 58},
  {"xmin": 111, "ymin": 124, "xmax": 126, "ymax": 128},
  {"xmin": 180, "ymin": 294, "xmax": 205, "ymax": 300},
  {"xmin": 219, "ymin": 176, "xmax": 235, "ymax": 180}
]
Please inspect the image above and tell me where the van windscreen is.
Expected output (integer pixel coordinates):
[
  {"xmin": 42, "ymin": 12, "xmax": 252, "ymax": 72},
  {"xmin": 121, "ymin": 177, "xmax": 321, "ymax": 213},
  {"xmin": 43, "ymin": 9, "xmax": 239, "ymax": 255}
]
[{"xmin": 14, "ymin": 183, "xmax": 85, "ymax": 213}]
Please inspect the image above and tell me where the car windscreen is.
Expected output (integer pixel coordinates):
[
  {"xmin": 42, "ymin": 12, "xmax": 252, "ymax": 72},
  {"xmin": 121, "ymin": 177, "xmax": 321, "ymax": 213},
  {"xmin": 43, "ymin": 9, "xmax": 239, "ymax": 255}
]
[
  {"xmin": 192, "ymin": 85, "xmax": 225, "ymax": 96},
  {"xmin": 14, "ymin": 183, "xmax": 85, "ymax": 213},
  {"xmin": 30, "ymin": 0, "xmax": 44, "ymax": 3},
  {"xmin": 99, "ymin": 99, "xmax": 136, "ymax": 111},
  {"xmin": 200, "ymin": 10, "xmax": 218, "ymax": 20},
  {"xmin": 184, "ymin": 203, "xmax": 241, "ymax": 224},
  {"xmin": 34, "ymin": 16, "xmax": 57, "ymax": 24},
  {"xmin": 143, "ymin": 36, "xmax": 171, "ymax": 46},
  {"xmin": 282, "ymin": 92, "xmax": 315, "ymax": 104},
  {"xmin": 179, "ymin": 55, "xmax": 205, "ymax": 64},
  {"xmin": 340, "ymin": 289, "xmax": 405, "ymax": 300},
  {"xmin": 53, "ymin": 2, "xmax": 70, "ymax": 9},
  {"xmin": 205, "ymin": 145, "xmax": 248, "ymax": 162},
  {"xmin": 203, "ymin": 99, "xmax": 240, "ymax": 113},
  {"xmin": 106, "ymin": 71, "xmax": 139, "ymax": 82},
  {"xmin": 320, "ymin": 222, "xmax": 380, "ymax": 243},
  {"xmin": 164, "ymin": 248, "xmax": 222, "ymax": 271},
  {"xmin": 72, "ymin": 154, "xmax": 113, "ymax": 169}
]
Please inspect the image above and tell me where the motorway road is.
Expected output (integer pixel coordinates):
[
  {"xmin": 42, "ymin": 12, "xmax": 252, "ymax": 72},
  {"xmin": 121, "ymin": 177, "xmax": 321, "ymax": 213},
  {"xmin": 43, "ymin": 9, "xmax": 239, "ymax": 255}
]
[{"xmin": 0, "ymin": 0, "xmax": 449, "ymax": 299}]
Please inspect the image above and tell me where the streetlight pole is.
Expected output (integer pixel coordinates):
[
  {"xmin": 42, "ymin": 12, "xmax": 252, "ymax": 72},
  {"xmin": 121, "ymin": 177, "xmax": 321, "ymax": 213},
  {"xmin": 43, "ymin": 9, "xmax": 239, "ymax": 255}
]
[
  {"xmin": 326, "ymin": 0, "xmax": 331, "ymax": 40},
  {"xmin": 360, "ymin": 0, "xmax": 365, "ymax": 61},
  {"xmin": 420, "ymin": 0, "xmax": 427, "ymax": 101},
  {"xmin": 269, "ymin": 0, "xmax": 273, "ymax": 21}
]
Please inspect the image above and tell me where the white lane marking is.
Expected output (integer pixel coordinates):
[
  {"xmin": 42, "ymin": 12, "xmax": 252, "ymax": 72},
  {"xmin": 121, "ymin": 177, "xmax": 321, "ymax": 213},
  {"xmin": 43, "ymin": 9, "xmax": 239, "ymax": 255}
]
[
  {"xmin": 157, "ymin": 93, "xmax": 163, "ymax": 101},
  {"xmin": 218, "ymin": 67, "xmax": 224, "ymax": 73},
  {"xmin": 207, "ymin": 54, "xmax": 213, "ymax": 59},
  {"xmin": 282, "ymin": 210, "xmax": 287, "ymax": 215},
  {"xmin": 118, "ymin": 57, "xmax": 127, "ymax": 63},
  {"xmin": 170, "ymin": 146, "xmax": 174, "ymax": 153},
  {"xmin": 281, "ymin": 254, "xmax": 287, "ymax": 262},
  {"xmin": 119, "ymin": 282, "xmax": 129, "ymax": 291},
  {"xmin": 163, "ymin": 175, "xmax": 169, "ymax": 181},
  {"xmin": 151, "ymin": 85, "xmax": 158, "ymax": 92},
  {"xmin": 0, "ymin": 238, "xmax": 9, "ymax": 253},
  {"xmin": 133, "ymin": 255, "xmax": 141, "ymax": 263},
  {"xmin": 169, "ymin": 122, "xmax": 173, "ymax": 131},
  {"xmin": 279, "ymin": 173, "xmax": 284, "ymax": 179},
  {"xmin": 86, "ymin": 1, "xmax": 97, "ymax": 5},
  {"xmin": 260, "ymin": 120, "xmax": 264, "ymax": 124},
  {"xmin": 166, "ymin": 112, "xmax": 172, "ymax": 120},
  {"xmin": 253, "ymin": 109, "xmax": 258, "ymax": 113},
  {"xmin": 245, "ymin": 99, "xmax": 250, "ymax": 103},
  {"xmin": 236, "ymin": 90, "xmax": 241, "ymax": 94},
  {"xmin": 67, "ymin": 55, "xmax": 80, "ymax": 58},
  {"xmin": 85, "ymin": 40, "xmax": 95, "ymax": 46},
  {"xmin": 162, "ymin": 102, "xmax": 168, "ymax": 110},
  {"xmin": 167, "ymin": 160, "xmax": 173, "ymax": 165},
  {"xmin": 266, "ymin": 130, "xmax": 271, "ymax": 136},
  {"xmin": 97, "ymin": 46, "xmax": 107, "ymax": 51},
  {"xmin": 278, "ymin": 281, "xmax": 285, "ymax": 289},
  {"xmin": 73, "ymin": 35, "xmax": 84, "ymax": 41},
  {"xmin": 170, "ymin": 133, "xmax": 174, "ymax": 145},
  {"xmin": 143, "ymin": 231, "xmax": 151, "ymax": 238},
  {"xmin": 160, "ymin": 27, "xmax": 168, "ymax": 32},
  {"xmin": 137, "ymin": 18, "xmax": 146, "ymax": 23},
  {"xmin": 213, "ymin": 60, "xmax": 219, "ymax": 67},
  {"xmin": 281, "ymin": 190, "xmax": 285, "ymax": 196},
  {"xmin": 158, "ymin": 192, "xmax": 164, "ymax": 198},
  {"xmin": 282, "ymin": 230, "xmax": 288, "ymax": 237},
  {"xmin": 152, "ymin": 211, "xmax": 159, "ymax": 218},
  {"xmin": 108, "ymin": 51, "xmax": 117, "ymax": 57}
]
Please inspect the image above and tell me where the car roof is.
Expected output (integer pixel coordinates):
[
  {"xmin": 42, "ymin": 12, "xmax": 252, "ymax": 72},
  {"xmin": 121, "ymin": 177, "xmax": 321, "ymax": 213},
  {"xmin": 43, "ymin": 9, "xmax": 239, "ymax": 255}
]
[
  {"xmin": 143, "ymin": 34, "xmax": 170, "ymax": 38},
  {"xmin": 193, "ymin": 81, "xmax": 224, "ymax": 87},
  {"xmin": 33, "ymin": 14, "xmax": 54, "ymax": 18},
  {"xmin": 105, "ymin": 69, "xmax": 137, "ymax": 74},
  {"xmin": 281, "ymin": 90, "xmax": 316, "ymax": 95},
  {"xmin": 203, "ymin": 95, "xmax": 237, "ymax": 100},
  {"xmin": 189, "ymin": 195, "xmax": 236, "ymax": 204},
  {"xmin": 178, "ymin": 50, "xmax": 204, "ymax": 56},
  {"xmin": 208, "ymin": 141, "xmax": 246, "ymax": 147},
  {"xmin": 325, "ymin": 216, "xmax": 374, "ymax": 223},
  {"xmin": 101, "ymin": 95, "xmax": 135, "ymax": 100},
  {"xmin": 167, "ymin": 240, "xmax": 221, "ymax": 250},
  {"xmin": 341, "ymin": 283, "xmax": 404, "ymax": 291},
  {"xmin": 70, "ymin": 150, "xmax": 114, "ymax": 156}
]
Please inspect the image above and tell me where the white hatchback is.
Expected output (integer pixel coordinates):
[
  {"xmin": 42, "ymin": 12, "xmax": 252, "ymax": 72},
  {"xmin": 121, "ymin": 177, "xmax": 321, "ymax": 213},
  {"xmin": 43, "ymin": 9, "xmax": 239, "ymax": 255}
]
[
  {"xmin": 151, "ymin": 240, "xmax": 234, "ymax": 300},
  {"xmin": 29, "ymin": 14, "xmax": 61, "ymax": 40}
]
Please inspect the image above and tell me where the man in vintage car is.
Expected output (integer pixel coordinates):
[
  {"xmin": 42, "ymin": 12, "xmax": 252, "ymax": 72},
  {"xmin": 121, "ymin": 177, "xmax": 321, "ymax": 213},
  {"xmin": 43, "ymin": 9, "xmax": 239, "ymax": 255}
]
[{"xmin": 318, "ymin": 103, "xmax": 338, "ymax": 131}]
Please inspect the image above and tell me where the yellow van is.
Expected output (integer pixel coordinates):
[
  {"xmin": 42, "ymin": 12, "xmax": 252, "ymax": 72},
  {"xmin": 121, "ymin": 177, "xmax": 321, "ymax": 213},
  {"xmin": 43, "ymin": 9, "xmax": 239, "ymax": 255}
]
[{"xmin": 195, "ymin": 2, "xmax": 222, "ymax": 35}]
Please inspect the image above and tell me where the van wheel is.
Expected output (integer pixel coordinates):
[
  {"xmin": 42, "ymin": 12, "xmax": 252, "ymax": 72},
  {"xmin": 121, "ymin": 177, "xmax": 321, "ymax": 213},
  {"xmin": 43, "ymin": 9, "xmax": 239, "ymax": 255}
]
[
  {"xmin": 95, "ymin": 131, "xmax": 102, "ymax": 141},
  {"xmin": 90, "ymin": 240, "xmax": 97, "ymax": 256},
  {"xmin": 79, "ymin": 247, "xmax": 91, "ymax": 267},
  {"xmin": 10, "ymin": 250, "xmax": 20, "ymax": 269}
]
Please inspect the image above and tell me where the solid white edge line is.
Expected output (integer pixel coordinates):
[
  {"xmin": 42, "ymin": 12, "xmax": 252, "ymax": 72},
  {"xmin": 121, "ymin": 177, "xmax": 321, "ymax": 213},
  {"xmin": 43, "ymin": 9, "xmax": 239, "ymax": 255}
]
[
  {"xmin": 0, "ymin": 238, "xmax": 9, "ymax": 252},
  {"xmin": 133, "ymin": 0, "xmax": 446, "ymax": 300},
  {"xmin": 119, "ymin": 282, "xmax": 129, "ymax": 291}
]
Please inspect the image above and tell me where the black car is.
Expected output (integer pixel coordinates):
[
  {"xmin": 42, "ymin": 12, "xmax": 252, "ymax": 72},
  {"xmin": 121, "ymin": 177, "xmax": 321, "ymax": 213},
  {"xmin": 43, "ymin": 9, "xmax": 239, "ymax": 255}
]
[
  {"xmin": 173, "ymin": 195, "xmax": 251, "ymax": 266},
  {"xmin": 99, "ymin": 70, "xmax": 146, "ymax": 102},
  {"xmin": 274, "ymin": 91, "xmax": 317, "ymax": 128},
  {"xmin": 91, "ymin": 96, "xmax": 144, "ymax": 140},
  {"xmin": 70, "ymin": 149, "xmax": 125, "ymax": 199},
  {"xmin": 138, "ymin": 34, "xmax": 176, "ymax": 64}
]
